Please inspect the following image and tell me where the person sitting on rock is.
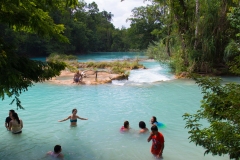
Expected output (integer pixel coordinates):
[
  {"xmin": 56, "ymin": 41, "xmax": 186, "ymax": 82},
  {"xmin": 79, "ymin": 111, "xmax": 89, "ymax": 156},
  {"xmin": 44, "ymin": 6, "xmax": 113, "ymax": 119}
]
[{"xmin": 73, "ymin": 71, "xmax": 82, "ymax": 83}]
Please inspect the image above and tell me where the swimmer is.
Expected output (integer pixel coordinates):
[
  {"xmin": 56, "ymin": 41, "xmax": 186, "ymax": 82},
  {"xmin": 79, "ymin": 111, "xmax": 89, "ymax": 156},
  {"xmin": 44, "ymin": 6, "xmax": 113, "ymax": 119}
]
[
  {"xmin": 139, "ymin": 121, "xmax": 149, "ymax": 134},
  {"xmin": 58, "ymin": 109, "xmax": 88, "ymax": 126},
  {"xmin": 120, "ymin": 121, "xmax": 130, "ymax": 132},
  {"xmin": 151, "ymin": 116, "xmax": 158, "ymax": 126},
  {"xmin": 47, "ymin": 145, "xmax": 64, "ymax": 158}
]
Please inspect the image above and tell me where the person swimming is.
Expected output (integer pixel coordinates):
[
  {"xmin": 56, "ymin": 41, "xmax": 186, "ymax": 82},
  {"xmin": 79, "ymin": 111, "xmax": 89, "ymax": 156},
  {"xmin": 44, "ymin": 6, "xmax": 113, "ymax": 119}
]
[
  {"xmin": 151, "ymin": 116, "xmax": 158, "ymax": 126},
  {"xmin": 139, "ymin": 121, "xmax": 149, "ymax": 134},
  {"xmin": 58, "ymin": 109, "xmax": 88, "ymax": 126},
  {"xmin": 47, "ymin": 145, "xmax": 64, "ymax": 158},
  {"xmin": 120, "ymin": 121, "xmax": 130, "ymax": 132}
]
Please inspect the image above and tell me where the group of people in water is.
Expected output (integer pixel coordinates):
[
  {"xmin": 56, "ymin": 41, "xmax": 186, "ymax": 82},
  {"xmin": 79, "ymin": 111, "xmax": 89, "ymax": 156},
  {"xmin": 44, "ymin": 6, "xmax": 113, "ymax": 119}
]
[
  {"xmin": 120, "ymin": 116, "xmax": 165, "ymax": 159},
  {"xmin": 5, "ymin": 109, "xmax": 164, "ymax": 159}
]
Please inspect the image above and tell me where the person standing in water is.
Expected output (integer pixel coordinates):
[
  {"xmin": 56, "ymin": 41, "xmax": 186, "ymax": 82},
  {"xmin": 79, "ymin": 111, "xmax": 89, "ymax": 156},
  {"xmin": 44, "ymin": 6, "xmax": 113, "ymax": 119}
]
[
  {"xmin": 58, "ymin": 109, "xmax": 88, "ymax": 126},
  {"xmin": 47, "ymin": 145, "xmax": 64, "ymax": 158},
  {"xmin": 9, "ymin": 112, "xmax": 23, "ymax": 134},
  {"xmin": 5, "ymin": 109, "xmax": 15, "ymax": 130},
  {"xmin": 147, "ymin": 125, "xmax": 165, "ymax": 158}
]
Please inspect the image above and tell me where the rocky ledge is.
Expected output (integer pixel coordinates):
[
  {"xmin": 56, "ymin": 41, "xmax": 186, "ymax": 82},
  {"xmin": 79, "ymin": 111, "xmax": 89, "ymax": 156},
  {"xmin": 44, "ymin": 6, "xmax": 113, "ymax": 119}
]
[{"xmin": 47, "ymin": 69, "xmax": 131, "ymax": 85}]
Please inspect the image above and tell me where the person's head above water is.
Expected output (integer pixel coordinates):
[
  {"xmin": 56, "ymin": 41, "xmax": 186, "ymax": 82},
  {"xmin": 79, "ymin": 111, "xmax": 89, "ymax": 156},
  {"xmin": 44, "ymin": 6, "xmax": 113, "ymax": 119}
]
[
  {"xmin": 124, "ymin": 121, "xmax": 129, "ymax": 128},
  {"xmin": 54, "ymin": 145, "xmax": 62, "ymax": 153},
  {"xmin": 151, "ymin": 125, "xmax": 158, "ymax": 133},
  {"xmin": 72, "ymin": 109, "xmax": 77, "ymax": 114},
  {"xmin": 9, "ymin": 109, "xmax": 15, "ymax": 117},
  {"xmin": 12, "ymin": 113, "xmax": 20, "ymax": 124},
  {"xmin": 139, "ymin": 121, "xmax": 146, "ymax": 129},
  {"xmin": 151, "ymin": 116, "xmax": 157, "ymax": 124}
]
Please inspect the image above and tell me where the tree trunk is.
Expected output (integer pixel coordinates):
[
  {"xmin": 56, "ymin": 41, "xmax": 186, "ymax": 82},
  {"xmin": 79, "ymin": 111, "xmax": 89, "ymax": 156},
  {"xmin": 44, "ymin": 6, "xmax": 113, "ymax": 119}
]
[{"xmin": 194, "ymin": 0, "xmax": 199, "ymax": 50}]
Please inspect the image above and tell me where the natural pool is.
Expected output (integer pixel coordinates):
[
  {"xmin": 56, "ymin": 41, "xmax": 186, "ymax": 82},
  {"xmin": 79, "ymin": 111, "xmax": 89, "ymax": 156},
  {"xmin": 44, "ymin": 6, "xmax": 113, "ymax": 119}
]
[{"xmin": 0, "ymin": 52, "xmax": 234, "ymax": 160}]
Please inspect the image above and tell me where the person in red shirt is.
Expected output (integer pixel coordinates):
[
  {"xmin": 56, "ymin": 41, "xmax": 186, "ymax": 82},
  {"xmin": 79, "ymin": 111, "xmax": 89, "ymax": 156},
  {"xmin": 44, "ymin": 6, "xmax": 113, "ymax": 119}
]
[{"xmin": 147, "ymin": 125, "xmax": 165, "ymax": 158}]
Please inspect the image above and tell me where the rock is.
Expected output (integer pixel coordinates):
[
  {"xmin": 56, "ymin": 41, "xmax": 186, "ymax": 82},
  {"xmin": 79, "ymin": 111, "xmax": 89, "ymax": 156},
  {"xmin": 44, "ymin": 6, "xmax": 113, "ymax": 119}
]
[{"xmin": 47, "ymin": 70, "xmax": 128, "ymax": 85}]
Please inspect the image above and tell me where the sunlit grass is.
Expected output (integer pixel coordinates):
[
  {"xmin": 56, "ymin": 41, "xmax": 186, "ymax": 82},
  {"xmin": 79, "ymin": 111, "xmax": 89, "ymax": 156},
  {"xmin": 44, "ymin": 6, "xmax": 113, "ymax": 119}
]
[{"xmin": 46, "ymin": 53, "xmax": 145, "ymax": 74}]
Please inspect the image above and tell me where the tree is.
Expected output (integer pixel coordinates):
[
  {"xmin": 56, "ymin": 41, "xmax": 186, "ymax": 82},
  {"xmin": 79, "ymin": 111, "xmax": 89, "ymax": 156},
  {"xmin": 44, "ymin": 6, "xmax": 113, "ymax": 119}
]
[
  {"xmin": 183, "ymin": 76, "xmax": 240, "ymax": 159},
  {"xmin": 0, "ymin": 0, "xmax": 77, "ymax": 109},
  {"xmin": 127, "ymin": 4, "xmax": 163, "ymax": 49}
]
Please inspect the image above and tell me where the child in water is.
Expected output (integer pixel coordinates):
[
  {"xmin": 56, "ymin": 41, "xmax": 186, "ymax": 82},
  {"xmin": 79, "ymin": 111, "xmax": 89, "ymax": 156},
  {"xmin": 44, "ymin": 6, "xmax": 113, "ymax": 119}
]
[
  {"xmin": 120, "ymin": 121, "xmax": 130, "ymax": 132},
  {"xmin": 147, "ymin": 126, "xmax": 165, "ymax": 159},
  {"xmin": 47, "ymin": 145, "xmax": 64, "ymax": 158}
]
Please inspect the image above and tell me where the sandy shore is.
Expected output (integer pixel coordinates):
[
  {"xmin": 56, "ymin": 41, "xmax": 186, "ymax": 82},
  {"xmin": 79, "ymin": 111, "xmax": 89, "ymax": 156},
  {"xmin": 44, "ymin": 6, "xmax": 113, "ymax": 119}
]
[{"xmin": 47, "ymin": 70, "xmax": 126, "ymax": 85}]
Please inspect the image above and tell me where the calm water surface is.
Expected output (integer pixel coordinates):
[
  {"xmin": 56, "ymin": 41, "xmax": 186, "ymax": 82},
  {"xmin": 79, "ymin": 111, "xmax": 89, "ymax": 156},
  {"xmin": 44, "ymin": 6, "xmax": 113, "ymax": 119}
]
[{"xmin": 1, "ymin": 53, "xmax": 236, "ymax": 160}]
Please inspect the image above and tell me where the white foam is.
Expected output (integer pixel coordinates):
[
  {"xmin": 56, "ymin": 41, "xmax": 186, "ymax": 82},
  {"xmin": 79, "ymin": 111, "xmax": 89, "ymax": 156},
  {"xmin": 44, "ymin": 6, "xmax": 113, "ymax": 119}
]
[
  {"xmin": 112, "ymin": 80, "xmax": 126, "ymax": 86},
  {"xmin": 112, "ymin": 62, "xmax": 174, "ymax": 85},
  {"xmin": 129, "ymin": 68, "xmax": 171, "ymax": 83}
]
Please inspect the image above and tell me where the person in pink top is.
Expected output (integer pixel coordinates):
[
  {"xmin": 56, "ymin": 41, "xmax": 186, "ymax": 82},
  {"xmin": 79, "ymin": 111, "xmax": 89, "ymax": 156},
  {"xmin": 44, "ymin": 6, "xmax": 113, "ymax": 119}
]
[
  {"xmin": 120, "ymin": 121, "xmax": 130, "ymax": 132},
  {"xmin": 47, "ymin": 145, "xmax": 64, "ymax": 158}
]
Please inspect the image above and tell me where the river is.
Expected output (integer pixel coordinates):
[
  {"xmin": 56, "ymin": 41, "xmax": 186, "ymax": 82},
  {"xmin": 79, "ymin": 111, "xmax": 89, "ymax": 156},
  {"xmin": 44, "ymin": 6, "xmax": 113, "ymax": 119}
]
[{"xmin": 1, "ymin": 52, "xmax": 235, "ymax": 160}]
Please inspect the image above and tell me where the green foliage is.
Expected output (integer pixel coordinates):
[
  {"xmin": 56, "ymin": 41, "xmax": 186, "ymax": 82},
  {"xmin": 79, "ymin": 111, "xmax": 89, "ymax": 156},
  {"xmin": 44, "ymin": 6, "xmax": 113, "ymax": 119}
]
[
  {"xmin": 111, "ymin": 66, "xmax": 125, "ymax": 74},
  {"xmin": 0, "ymin": 42, "xmax": 66, "ymax": 109},
  {"xmin": 46, "ymin": 53, "xmax": 78, "ymax": 72},
  {"xmin": 0, "ymin": 0, "xmax": 78, "ymax": 42},
  {"xmin": 127, "ymin": 4, "xmax": 163, "ymax": 50},
  {"xmin": 169, "ymin": 50, "xmax": 186, "ymax": 74},
  {"xmin": 228, "ymin": 55, "xmax": 240, "ymax": 75},
  {"xmin": 0, "ymin": 0, "xmax": 77, "ymax": 108},
  {"xmin": 225, "ymin": 7, "xmax": 240, "ymax": 64},
  {"xmin": 47, "ymin": 53, "xmax": 78, "ymax": 62},
  {"xmin": 183, "ymin": 76, "xmax": 240, "ymax": 159},
  {"xmin": 84, "ymin": 60, "xmax": 144, "ymax": 74},
  {"xmin": 224, "ymin": 40, "xmax": 240, "ymax": 61},
  {"xmin": 146, "ymin": 41, "xmax": 170, "ymax": 61},
  {"xmin": 146, "ymin": 0, "xmax": 240, "ymax": 74}
]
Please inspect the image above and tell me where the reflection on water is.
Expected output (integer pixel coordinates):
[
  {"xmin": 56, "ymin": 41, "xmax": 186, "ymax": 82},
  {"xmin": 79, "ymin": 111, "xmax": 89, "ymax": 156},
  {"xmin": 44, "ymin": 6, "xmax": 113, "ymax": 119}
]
[{"xmin": 0, "ymin": 53, "xmax": 233, "ymax": 160}]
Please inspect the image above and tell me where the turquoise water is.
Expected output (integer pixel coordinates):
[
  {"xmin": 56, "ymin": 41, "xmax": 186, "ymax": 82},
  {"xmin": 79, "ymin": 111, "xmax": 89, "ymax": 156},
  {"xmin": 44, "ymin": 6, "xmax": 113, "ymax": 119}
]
[
  {"xmin": 1, "ymin": 53, "xmax": 235, "ymax": 160},
  {"xmin": 32, "ymin": 52, "xmax": 146, "ymax": 62}
]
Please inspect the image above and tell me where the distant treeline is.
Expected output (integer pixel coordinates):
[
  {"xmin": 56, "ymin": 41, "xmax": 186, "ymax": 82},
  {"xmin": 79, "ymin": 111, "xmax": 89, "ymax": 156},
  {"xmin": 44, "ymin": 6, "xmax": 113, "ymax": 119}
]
[
  {"xmin": 2, "ymin": 0, "xmax": 240, "ymax": 75},
  {"xmin": 0, "ymin": 1, "xmax": 160, "ymax": 57}
]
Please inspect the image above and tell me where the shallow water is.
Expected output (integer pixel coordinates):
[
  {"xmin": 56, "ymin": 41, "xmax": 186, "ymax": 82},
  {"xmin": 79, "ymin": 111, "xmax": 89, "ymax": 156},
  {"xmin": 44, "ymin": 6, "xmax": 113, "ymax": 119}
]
[{"xmin": 1, "ymin": 52, "xmax": 237, "ymax": 160}]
